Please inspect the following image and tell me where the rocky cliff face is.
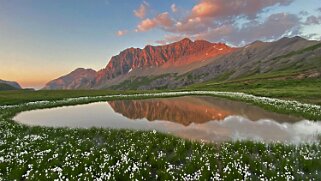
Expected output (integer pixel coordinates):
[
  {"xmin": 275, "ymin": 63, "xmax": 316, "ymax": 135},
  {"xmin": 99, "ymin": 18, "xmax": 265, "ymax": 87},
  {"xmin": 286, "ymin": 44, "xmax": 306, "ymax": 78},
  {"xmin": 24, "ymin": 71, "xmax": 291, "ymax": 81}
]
[
  {"xmin": 94, "ymin": 38, "xmax": 233, "ymax": 87},
  {"xmin": 130, "ymin": 36, "xmax": 321, "ymax": 90},
  {"xmin": 43, "ymin": 68, "xmax": 97, "ymax": 90},
  {"xmin": 44, "ymin": 38, "xmax": 233, "ymax": 89},
  {"xmin": 44, "ymin": 36, "xmax": 321, "ymax": 90}
]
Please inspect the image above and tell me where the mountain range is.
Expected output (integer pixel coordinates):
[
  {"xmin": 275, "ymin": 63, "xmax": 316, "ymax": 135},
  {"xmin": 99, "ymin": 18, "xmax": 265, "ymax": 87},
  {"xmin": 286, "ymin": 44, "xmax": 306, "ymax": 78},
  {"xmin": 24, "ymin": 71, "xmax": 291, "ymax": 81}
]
[
  {"xmin": 0, "ymin": 79, "xmax": 22, "ymax": 91},
  {"xmin": 44, "ymin": 36, "xmax": 321, "ymax": 90}
]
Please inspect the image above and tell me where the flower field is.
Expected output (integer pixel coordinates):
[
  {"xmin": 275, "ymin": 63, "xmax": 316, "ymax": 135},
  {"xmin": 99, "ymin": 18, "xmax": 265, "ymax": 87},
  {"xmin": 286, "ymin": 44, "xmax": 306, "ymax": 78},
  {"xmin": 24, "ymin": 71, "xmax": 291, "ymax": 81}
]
[{"xmin": 0, "ymin": 91, "xmax": 321, "ymax": 180}]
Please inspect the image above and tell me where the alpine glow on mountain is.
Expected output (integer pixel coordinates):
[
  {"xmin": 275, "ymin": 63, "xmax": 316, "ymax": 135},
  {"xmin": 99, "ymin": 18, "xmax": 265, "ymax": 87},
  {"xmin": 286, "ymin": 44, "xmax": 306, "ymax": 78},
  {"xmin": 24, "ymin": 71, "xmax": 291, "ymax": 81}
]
[{"xmin": 1, "ymin": 0, "xmax": 321, "ymax": 88}]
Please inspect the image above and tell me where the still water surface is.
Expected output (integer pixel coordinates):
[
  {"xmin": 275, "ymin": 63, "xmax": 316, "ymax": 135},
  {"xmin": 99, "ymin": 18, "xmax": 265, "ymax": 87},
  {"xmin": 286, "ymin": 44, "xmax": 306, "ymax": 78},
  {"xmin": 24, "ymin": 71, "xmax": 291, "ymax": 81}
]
[{"xmin": 14, "ymin": 96, "xmax": 321, "ymax": 144}]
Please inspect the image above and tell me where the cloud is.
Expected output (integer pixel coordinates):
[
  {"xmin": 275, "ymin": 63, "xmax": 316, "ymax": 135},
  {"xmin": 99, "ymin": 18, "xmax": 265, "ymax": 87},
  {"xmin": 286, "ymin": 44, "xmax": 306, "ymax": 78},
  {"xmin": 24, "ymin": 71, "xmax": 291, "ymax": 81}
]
[
  {"xmin": 195, "ymin": 13, "xmax": 301, "ymax": 45},
  {"xmin": 170, "ymin": 17, "xmax": 213, "ymax": 34},
  {"xmin": 116, "ymin": 30, "xmax": 128, "ymax": 36},
  {"xmin": 136, "ymin": 18, "xmax": 157, "ymax": 32},
  {"xmin": 156, "ymin": 12, "xmax": 174, "ymax": 27},
  {"xmin": 175, "ymin": 0, "xmax": 293, "ymax": 35},
  {"xmin": 304, "ymin": 15, "xmax": 321, "ymax": 25},
  {"xmin": 134, "ymin": 1, "xmax": 149, "ymax": 19},
  {"xmin": 191, "ymin": 0, "xmax": 219, "ymax": 18},
  {"xmin": 157, "ymin": 12, "xmax": 301, "ymax": 46},
  {"xmin": 303, "ymin": 33, "xmax": 319, "ymax": 39},
  {"xmin": 136, "ymin": 12, "xmax": 174, "ymax": 32},
  {"xmin": 155, "ymin": 34, "xmax": 186, "ymax": 45},
  {"xmin": 299, "ymin": 11, "xmax": 309, "ymax": 16},
  {"xmin": 190, "ymin": 0, "xmax": 293, "ymax": 20},
  {"xmin": 133, "ymin": 0, "xmax": 310, "ymax": 45},
  {"xmin": 171, "ymin": 4, "xmax": 177, "ymax": 13}
]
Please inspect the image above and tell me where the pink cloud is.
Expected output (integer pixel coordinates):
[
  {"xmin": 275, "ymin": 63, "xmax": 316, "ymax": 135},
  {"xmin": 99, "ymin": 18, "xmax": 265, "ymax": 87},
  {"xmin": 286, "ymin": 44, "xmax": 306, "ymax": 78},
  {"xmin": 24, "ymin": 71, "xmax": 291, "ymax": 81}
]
[
  {"xmin": 134, "ymin": 1, "xmax": 149, "ymax": 19},
  {"xmin": 190, "ymin": 0, "xmax": 293, "ymax": 20},
  {"xmin": 156, "ymin": 12, "xmax": 174, "ymax": 27},
  {"xmin": 136, "ymin": 12, "xmax": 174, "ymax": 32},
  {"xmin": 191, "ymin": 0, "xmax": 219, "ymax": 18},
  {"xmin": 133, "ymin": 0, "xmax": 300, "ymax": 45},
  {"xmin": 116, "ymin": 30, "xmax": 128, "ymax": 36},
  {"xmin": 136, "ymin": 18, "xmax": 157, "ymax": 32},
  {"xmin": 170, "ymin": 17, "xmax": 212, "ymax": 34}
]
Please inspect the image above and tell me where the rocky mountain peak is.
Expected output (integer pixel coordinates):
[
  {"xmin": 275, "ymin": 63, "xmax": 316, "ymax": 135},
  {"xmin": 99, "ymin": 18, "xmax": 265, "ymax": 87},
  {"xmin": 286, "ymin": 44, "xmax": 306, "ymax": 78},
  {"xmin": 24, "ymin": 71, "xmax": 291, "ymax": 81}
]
[{"xmin": 94, "ymin": 38, "xmax": 234, "ymax": 85}]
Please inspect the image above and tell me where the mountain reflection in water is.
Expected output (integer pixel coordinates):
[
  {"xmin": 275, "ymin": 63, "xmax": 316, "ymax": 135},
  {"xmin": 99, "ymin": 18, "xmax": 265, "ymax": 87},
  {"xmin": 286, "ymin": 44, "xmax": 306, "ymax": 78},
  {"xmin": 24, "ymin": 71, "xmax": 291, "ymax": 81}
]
[
  {"xmin": 15, "ymin": 96, "xmax": 321, "ymax": 144},
  {"xmin": 108, "ymin": 96, "xmax": 301, "ymax": 125}
]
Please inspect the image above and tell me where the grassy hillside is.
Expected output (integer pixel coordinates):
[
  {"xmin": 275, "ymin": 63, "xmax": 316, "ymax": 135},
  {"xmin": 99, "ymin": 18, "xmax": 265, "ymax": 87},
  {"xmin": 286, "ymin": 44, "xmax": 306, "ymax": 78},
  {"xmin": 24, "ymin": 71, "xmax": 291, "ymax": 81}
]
[
  {"xmin": 0, "ymin": 83, "xmax": 19, "ymax": 91},
  {"xmin": 185, "ymin": 74, "xmax": 321, "ymax": 105}
]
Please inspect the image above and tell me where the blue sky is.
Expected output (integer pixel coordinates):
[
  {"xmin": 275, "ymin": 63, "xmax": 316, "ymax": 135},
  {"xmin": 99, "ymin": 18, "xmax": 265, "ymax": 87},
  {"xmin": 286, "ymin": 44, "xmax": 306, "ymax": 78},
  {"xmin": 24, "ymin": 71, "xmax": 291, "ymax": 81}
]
[{"xmin": 0, "ymin": 0, "xmax": 321, "ymax": 88}]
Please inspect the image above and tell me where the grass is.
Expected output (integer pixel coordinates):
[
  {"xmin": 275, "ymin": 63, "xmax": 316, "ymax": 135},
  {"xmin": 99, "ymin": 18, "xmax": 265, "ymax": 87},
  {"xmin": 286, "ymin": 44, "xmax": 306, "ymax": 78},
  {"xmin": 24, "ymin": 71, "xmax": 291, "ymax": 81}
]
[
  {"xmin": 271, "ymin": 42, "xmax": 321, "ymax": 61},
  {"xmin": 0, "ymin": 83, "xmax": 19, "ymax": 91},
  {"xmin": 0, "ymin": 92, "xmax": 321, "ymax": 180},
  {"xmin": 0, "ymin": 78, "xmax": 321, "ymax": 180},
  {"xmin": 0, "ymin": 89, "xmax": 156, "ymax": 105},
  {"xmin": 185, "ymin": 76, "xmax": 321, "ymax": 105}
]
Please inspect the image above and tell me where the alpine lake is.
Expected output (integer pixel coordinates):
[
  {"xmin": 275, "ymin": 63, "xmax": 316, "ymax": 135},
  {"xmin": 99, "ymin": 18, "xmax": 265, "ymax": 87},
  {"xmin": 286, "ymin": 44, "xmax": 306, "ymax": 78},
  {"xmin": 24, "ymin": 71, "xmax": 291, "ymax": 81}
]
[{"xmin": 14, "ymin": 96, "xmax": 321, "ymax": 144}]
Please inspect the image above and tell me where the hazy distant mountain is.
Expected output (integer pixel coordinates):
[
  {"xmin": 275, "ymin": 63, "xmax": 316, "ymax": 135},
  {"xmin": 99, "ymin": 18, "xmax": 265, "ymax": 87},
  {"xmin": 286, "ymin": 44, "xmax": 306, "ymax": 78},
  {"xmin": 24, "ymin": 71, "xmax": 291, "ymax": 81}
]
[
  {"xmin": 44, "ymin": 36, "xmax": 321, "ymax": 90},
  {"xmin": 43, "ymin": 68, "xmax": 97, "ymax": 90},
  {"xmin": 0, "ymin": 79, "xmax": 22, "ymax": 90}
]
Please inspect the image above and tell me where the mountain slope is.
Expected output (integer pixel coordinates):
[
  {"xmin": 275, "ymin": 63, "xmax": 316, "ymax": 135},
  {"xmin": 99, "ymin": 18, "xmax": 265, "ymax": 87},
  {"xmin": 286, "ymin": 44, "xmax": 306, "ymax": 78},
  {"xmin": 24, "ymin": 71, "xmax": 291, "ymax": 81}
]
[
  {"xmin": 0, "ymin": 83, "xmax": 19, "ymax": 91},
  {"xmin": 44, "ymin": 36, "xmax": 321, "ymax": 90},
  {"xmin": 94, "ymin": 38, "xmax": 234, "ymax": 88},
  {"xmin": 122, "ymin": 36, "xmax": 321, "ymax": 90},
  {"xmin": 176, "ymin": 36, "xmax": 321, "ymax": 86},
  {"xmin": 43, "ymin": 68, "xmax": 97, "ymax": 90},
  {"xmin": 0, "ymin": 79, "xmax": 22, "ymax": 90},
  {"xmin": 44, "ymin": 38, "xmax": 233, "ymax": 89}
]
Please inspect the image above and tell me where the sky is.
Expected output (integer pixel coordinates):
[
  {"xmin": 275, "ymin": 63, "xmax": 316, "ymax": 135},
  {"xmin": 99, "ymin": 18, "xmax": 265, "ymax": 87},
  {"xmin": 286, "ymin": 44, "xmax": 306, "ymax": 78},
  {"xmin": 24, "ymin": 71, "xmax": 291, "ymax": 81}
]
[{"xmin": 0, "ymin": 0, "xmax": 321, "ymax": 89}]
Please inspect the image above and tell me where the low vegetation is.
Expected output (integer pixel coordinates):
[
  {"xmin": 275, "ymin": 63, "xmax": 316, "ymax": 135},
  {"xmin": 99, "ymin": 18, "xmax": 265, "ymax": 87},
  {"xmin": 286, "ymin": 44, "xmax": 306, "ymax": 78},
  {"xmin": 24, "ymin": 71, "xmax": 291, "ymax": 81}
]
[
  {"xmin": 0, "ymin": 91, "xmax": 321, "ymax": 180},
  {"xmin": 0, "ymin": 90, "xmax": 149, "ymax": 105},
  {"xmin": 272, "ymin": 42, "xmax": 321, "ymax": 61},
  {"xmin": 0, "ymin": 83, "xmax": 19, "ymax": 91},
  {"xmin": 186, "ymin": 76, "xmax": 321, "ymax": 105}
]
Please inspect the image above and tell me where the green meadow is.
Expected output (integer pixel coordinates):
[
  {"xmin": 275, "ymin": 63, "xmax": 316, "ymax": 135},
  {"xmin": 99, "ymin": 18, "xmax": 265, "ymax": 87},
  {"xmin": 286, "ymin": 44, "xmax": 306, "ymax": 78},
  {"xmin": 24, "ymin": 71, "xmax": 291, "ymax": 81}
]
[
  {"xmin": 1, "ymin": 81, "xmax": 321, "ymax": 180},
  {"xmin": 186, "ymin": 75, "xmax": 321, "ymax": 105}
]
